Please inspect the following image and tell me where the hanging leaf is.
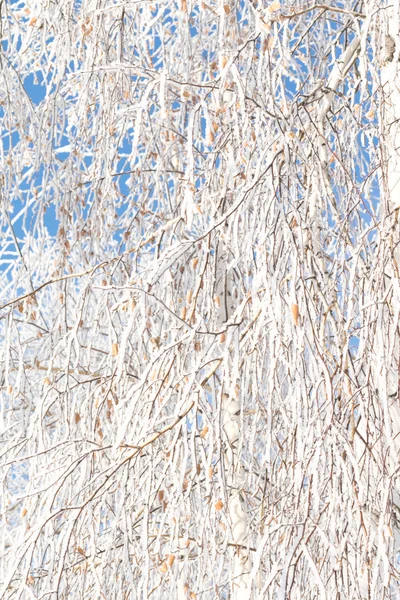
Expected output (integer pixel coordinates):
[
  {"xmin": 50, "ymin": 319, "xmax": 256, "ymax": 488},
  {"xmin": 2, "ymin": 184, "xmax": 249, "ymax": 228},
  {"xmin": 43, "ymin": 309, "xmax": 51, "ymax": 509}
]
[
  {"xmin": 215, "ymin": 499, "xmax": 223, "ymax": 511},
  {"xmin": 200, "ymin": 425, "xmax": 209, "ymax": 438},
  {"xmin": 166, "ymin": 554, "xmax": 175, "ymax": 567},
  {"xmin": 291, "ymin": 304, "xmax": 299, "ymax": 326}
]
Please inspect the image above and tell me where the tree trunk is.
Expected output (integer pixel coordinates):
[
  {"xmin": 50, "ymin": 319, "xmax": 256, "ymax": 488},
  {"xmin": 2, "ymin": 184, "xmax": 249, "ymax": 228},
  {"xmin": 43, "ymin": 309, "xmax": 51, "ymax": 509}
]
[{"xmin": 215, "ymin": 222, "xmax": 251, "ymax": 598}]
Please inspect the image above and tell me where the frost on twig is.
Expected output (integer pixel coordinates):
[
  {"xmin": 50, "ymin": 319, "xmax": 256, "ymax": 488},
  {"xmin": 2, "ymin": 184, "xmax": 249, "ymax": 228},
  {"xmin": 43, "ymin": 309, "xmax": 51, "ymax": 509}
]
[{"xmin": 0, "ymin": 1, "xmax": 399, "ymax": 599}]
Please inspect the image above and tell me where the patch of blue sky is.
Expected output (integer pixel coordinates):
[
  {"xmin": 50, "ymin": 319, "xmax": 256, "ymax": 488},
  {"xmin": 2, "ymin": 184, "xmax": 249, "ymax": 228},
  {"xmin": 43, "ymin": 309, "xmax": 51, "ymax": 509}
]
[
  {"xmin": 2, "ymin": 129, "xmax": 20, "ymax": 153},
  {"xmin": 0, "ymin": 264, "xmax": 17, "ymax": 289},
  {"xmin": 103, "ymin": 135, "xmax": 136, "ymax": 245},
  {"xmin": 44, "ymin": 204, "xmax": 60, "ymax": 237},
  {"xmin": 2, "ymin": 20, "xmax": 23, "ymax": 53},
  {"xmin": 114, "ymin": 172, "xmax": 131, "ymax": 205},
  {"xmin": 348, "ymin": 334, "xmax": 360, "ymax": 356},
  {"xmin": 7, "ymin": 462, "xmax": 30, "ymax": 497},
  {"xmin": 73, "ymin": 0, "xmax": 83, "ymax": 15},
  {"xmin": 199, "ymin": 115, "xmax": 207, "ymax": 141},
  {"xmin": 281, "ymin": 72, "xmax": 299, "ymax": 101},
  {"xmin": 82, "ymin": 150, "xmax": 93, "ymax": 175},
  {"xmin": 54, "ymin": 143, "xmax": 71, "ymax": 162},
  {"xmin": 147, "ymin": 30, "xmax": 163, "ymax": 56},
  {"xmin": 10, "ymin": 196, "xmax": 28, "ymax": 232},
  {"xmin": 77, "ymin": 190, "xmax": 91, "ymax": 224},
  {"xmin": 0, "ymin": 82, "xmax": 63, "ymax": 247},
  {"xmin": 114, "ymin": 139, "xmax": 134, "ymax": 198},
  {"xmin": 364, "ymin": 169, "xmax": 380, "ymax": 209},
  {"xmin": 201, "ymin": 47, "xmax": 214, "ymax": 64},
  {"xmin": 23, "ymin": 72, "xmax": 47, "ymax": 107},
  {"xmin": 190, "ymin": 19, "xmax": 198, "ymax": 39},
  {"xmin": 171, "ymin": 99, "xmax": 181, "ymax": 111},
  {"xmin": 0, "ymin": 237, "xmax": 19, "ymax": 271},
  {"xmin": 9, "ymin": 0, "xmax": 27, "ymax": 10},
  {"xmin": 16, "ymin": 161, "xmax": 61, "ymax": 236},
  {"xmin": 236, "ymin": 0, "xmax": 249, "ymax": 30}
]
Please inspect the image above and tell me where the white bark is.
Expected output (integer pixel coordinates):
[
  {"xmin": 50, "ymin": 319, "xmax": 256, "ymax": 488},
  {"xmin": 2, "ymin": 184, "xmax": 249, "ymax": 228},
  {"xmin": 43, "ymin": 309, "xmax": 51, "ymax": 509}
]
[
  {"xmin": 376, "ymin": 0, "xmax": 400, "ymax": 569},
  {"xmin": 215, "ymin": 226, "xmax": 250, "ymax": 598}
]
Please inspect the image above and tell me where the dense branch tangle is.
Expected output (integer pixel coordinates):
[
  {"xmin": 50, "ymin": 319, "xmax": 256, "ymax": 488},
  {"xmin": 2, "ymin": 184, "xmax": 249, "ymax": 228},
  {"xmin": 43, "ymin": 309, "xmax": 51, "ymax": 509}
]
[{"xmin": 0, "ymin": 1, "xmax": 399, "ymax": 599}]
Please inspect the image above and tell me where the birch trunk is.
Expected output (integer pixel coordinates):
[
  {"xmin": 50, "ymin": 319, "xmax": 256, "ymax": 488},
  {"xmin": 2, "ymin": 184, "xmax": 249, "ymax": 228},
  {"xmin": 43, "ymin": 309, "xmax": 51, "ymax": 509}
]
[
  {"xmin": 375, "ymin": 0, "xmax": 400, "ymax": 573},
  {"xmin": 348, "ymin": 6, "xmax": 400, "ymax": 596},
  {"xmin": 307, "ymin": 8, "xmax": 400, "ymax": 595},
  {"xmin": 215, "ymin": 222, "xmax": 251, "ymax": 598}
]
